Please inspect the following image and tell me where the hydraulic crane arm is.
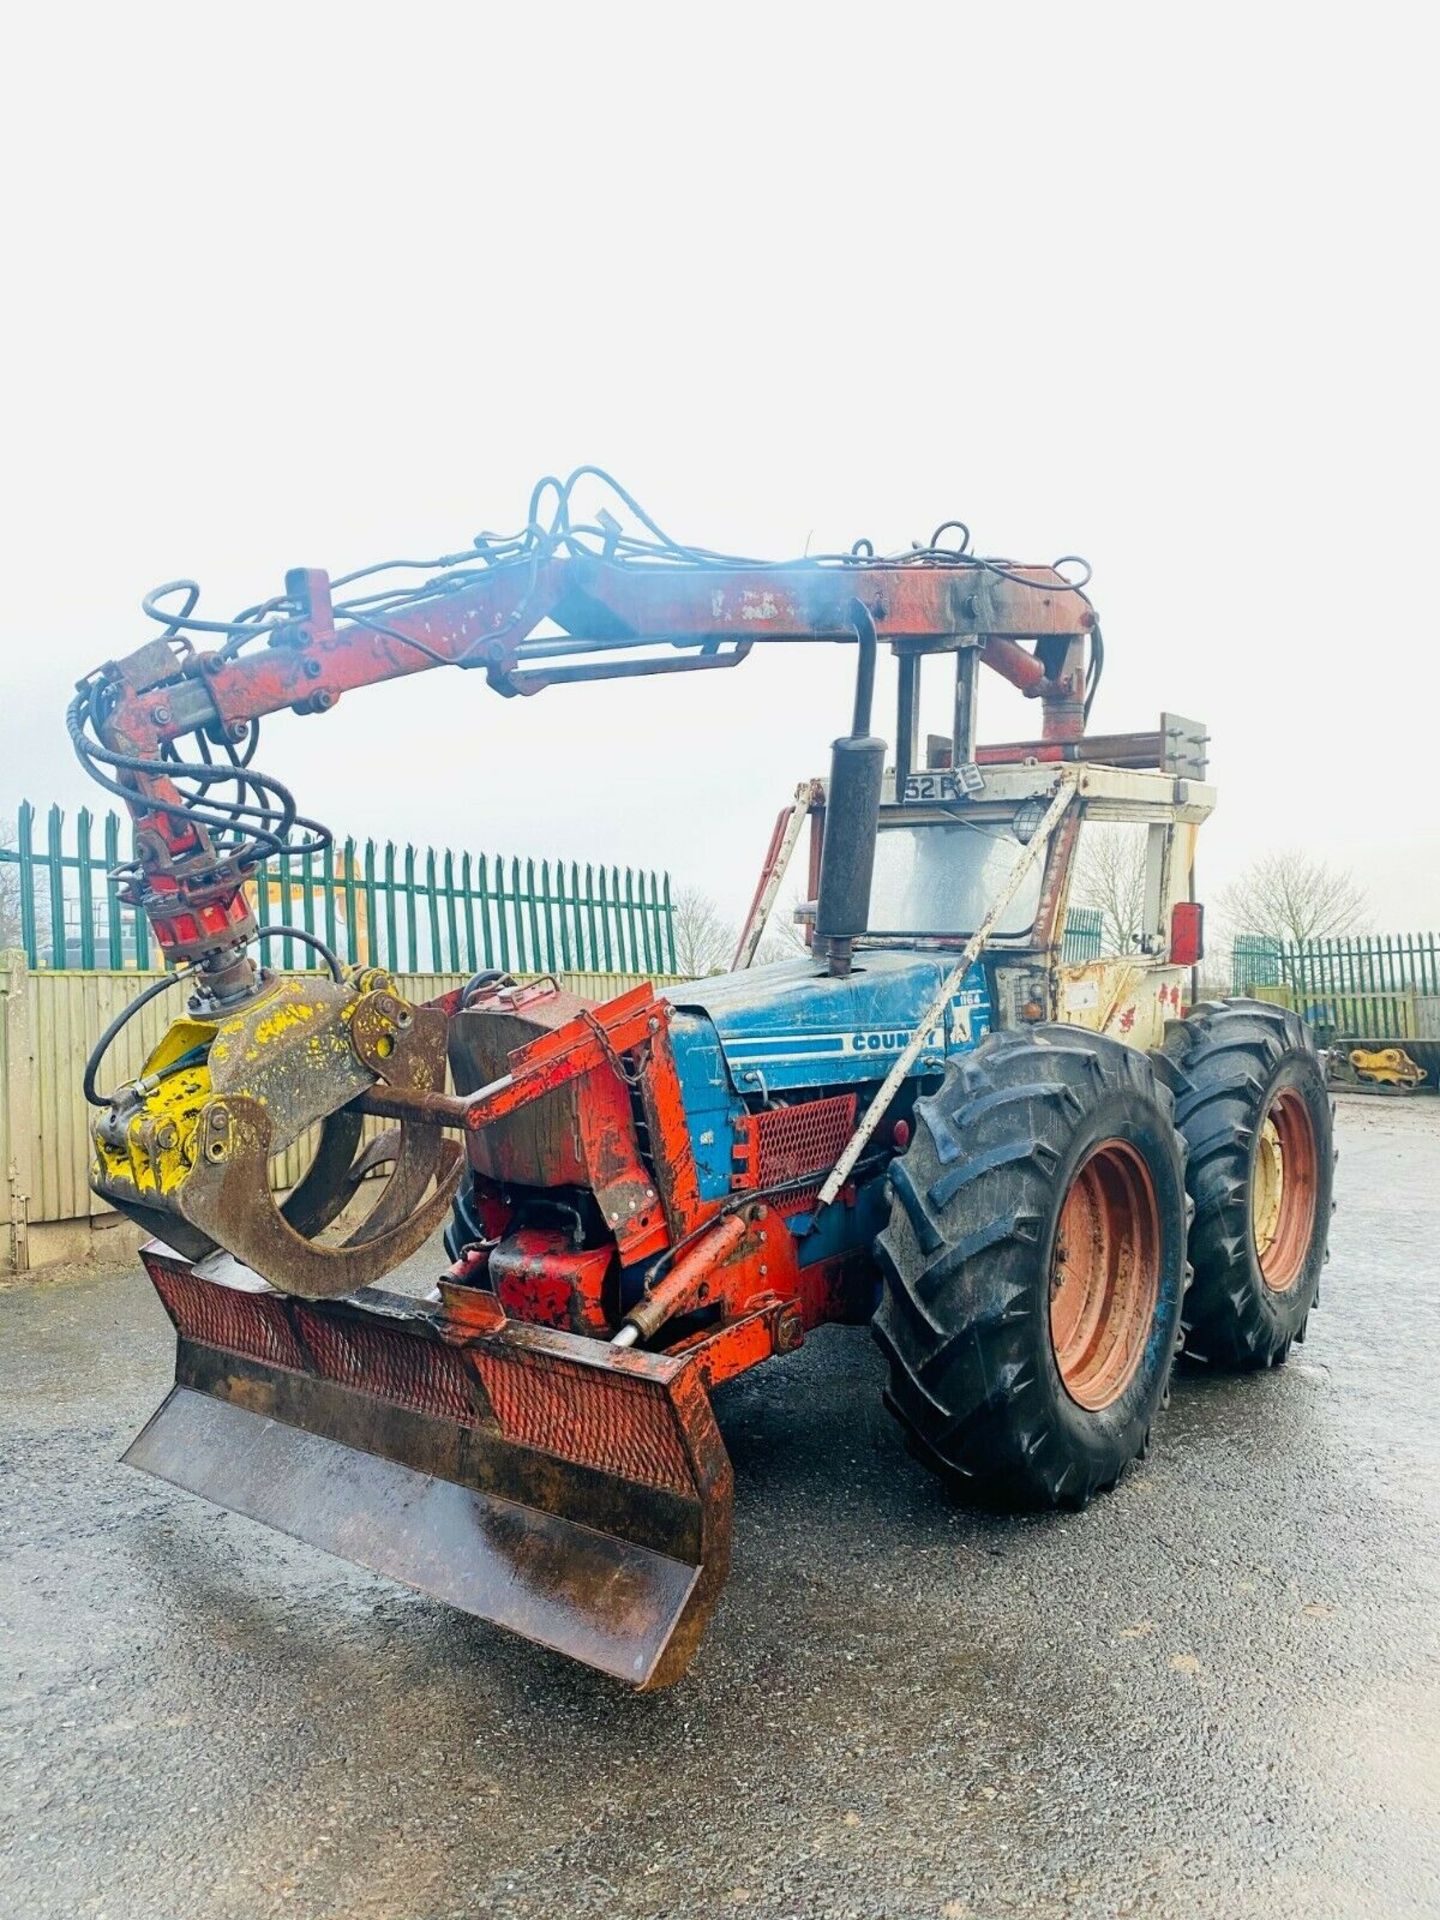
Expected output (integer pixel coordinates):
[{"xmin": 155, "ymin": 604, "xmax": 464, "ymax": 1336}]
[
  {"xmin": 73, "ymin": 475, "xmax": 1099, "ymax": 1004},
  {"xmin": 69, "ymin": 472, "xmax": 1102, "ymax": 1305}
]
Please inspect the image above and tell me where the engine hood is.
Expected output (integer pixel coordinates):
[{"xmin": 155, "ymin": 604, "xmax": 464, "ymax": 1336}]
[{"xmin": 663, "ymin": 950, "xmax": 991, "ymax": 1096}]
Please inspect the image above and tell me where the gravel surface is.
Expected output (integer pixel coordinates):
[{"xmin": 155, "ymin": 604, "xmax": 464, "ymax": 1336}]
[{"xmin": 2, "ymin": 1095, "xmax": 1437, "ymax": 1920}]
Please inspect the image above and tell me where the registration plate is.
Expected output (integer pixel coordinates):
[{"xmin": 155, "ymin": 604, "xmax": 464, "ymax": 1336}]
[{"xmin": 901, "ymin": 765, "xmax": 985, "ymax": 803}]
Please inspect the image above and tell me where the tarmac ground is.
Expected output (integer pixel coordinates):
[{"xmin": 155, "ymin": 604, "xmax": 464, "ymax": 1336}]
[{"xmin": 2, "ymin": 1094, "xmax": 1437, "ymax": 1919}]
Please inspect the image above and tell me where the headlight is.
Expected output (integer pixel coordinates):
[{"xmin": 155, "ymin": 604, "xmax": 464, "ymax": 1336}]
[{"xmin": 995, "ymin": 965, "xmax": 1050, "ymax": 1026}]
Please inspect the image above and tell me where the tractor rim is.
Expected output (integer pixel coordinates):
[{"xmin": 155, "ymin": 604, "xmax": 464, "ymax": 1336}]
[
  {"xmin": 1049, "ymin": 1138, "xmax": 1161, "ymax": 1411},
  {"xmin": 1252, "ymin": 1088, "xmax": 1319, "ymax": 1291}
]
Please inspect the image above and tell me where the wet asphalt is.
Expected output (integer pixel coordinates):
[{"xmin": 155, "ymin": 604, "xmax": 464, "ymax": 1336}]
[{"xmin": 2, "ymin": 1095, "xmax": 1437, "ymax": 1920}]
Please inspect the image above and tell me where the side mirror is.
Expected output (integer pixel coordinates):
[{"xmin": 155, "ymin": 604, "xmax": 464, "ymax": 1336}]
[{"xmin": 1170, "ymin": 901, "xmax": 1204, "ymax": 968}]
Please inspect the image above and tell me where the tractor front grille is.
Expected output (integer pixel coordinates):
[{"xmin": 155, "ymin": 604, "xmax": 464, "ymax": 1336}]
[
  {"xmin": 148, "ymin": 1258, "xmax": 308, "ymax": 1371},
  {"xmin": 732, "ymin": 1092, "xmax": 857, "ymax": 1210},
  {"xmin": 290, "ymin": 1305, "xmax": 477, "ymax": 1425}
]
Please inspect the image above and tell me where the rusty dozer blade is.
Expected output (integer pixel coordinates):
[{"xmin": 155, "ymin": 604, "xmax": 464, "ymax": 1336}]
[{"xmin": 125, "ymin": 1243, "xmax": 733, "ymax": 1689}]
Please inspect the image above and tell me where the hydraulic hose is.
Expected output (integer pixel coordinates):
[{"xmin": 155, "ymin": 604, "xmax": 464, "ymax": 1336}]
[{"xmin": 82, "ymin": 925, "xmax": 343, "ymax": 1108}]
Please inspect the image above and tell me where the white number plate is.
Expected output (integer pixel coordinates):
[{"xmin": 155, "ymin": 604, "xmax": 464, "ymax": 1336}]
[{"xmin": 901, "ymin": 765, "xmax": 985, "ymax": 803}]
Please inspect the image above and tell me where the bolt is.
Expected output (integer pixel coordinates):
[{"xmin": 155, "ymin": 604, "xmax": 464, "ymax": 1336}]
[
  {"xmin": 303, "ymin": 657, "xmax": 323, "ymax": 679},
  {"xmin": 151, "ymin": 704, "xmax": 171, "ymax": 725},
  {"xmin": 312, "ymin": 690, "xmax": 334, "ymax": 711},
  {"xmin": 227, "ymin": 722, "xmax": 248, "ymax": 743}
]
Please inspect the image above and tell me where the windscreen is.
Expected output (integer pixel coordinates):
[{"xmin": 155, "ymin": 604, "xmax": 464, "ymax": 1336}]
[{"xmin": 867, "ymin": 817, "xmax": 1042, "ymax": 938}]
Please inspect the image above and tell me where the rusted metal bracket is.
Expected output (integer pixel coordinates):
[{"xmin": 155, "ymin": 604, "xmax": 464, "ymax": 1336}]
[{"xmin": 732, "ymin": 781, "xmax": 821, "ymax": 970}]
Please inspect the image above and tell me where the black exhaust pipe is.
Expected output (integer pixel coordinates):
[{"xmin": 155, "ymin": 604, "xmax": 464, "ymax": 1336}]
[{"xmin": 815, "ymin": 600, "xmax": 886, "ymax": 978}]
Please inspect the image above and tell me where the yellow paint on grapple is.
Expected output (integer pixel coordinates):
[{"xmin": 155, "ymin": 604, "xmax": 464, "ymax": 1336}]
[{"xmin": 89, "ymin": 969, "xmax": 458, "ymax": 1287}]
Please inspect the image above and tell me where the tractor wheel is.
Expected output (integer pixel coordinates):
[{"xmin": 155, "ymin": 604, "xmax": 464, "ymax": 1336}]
[
  {"xmin": 1159, "ymin": 999, "xmax": 1334, "ymax": 1369},
  {"xmin": 873, "ymin": 1027, "xmax": 1189, "ymax": 1510}
]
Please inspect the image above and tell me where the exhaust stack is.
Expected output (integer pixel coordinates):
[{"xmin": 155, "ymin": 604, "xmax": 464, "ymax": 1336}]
[{"xmin": 815, "ymin": 599, "xmax": 886, "ymax": 977}]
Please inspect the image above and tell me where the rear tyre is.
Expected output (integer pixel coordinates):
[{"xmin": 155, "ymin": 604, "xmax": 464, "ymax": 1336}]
[
  {"xmin": 1159, "ymin": 999, "xmax": 1334, "ymax": 1369},
  {"xmin": 873, "ymin": 1027, "xmax": 1189, "ymax": 1510}
]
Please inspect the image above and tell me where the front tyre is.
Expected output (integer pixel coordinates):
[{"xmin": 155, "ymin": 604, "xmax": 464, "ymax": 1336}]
[
  {"xmin": 873, "ymin": 1028, "xmax": 1189, "ymax": 1510},
  {"xmin": 1160, "ymin": 999, "xmax": 1334, "ymax": 1369}
]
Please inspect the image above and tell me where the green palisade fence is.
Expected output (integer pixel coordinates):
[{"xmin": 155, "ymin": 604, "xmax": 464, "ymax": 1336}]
[
  {"xmin": 1231, "ymin": 930, "xmax": 1440, "ymax": 1039},
  {"xmin": 1060, "ymin": 906, "xmax": 1104, "ymax": 966},
  {"xmin": 0, "ymin": 801, "xmax": 677, "ymax": 977}
]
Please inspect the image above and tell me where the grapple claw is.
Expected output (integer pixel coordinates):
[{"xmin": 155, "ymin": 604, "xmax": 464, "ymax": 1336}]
[
  {"xmin": 176, "ymin": 1092, "xmax": 464, "ymax": 1298},
  {"xmin": 92, "ymin": 972, "xmax": 463, "ymax": 1298}
]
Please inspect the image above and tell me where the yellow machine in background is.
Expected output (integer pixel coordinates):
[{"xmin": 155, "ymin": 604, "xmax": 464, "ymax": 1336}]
[{"xmin": 1342, "ymin": 1044, "xmax": 1426, "ymax": 1090}]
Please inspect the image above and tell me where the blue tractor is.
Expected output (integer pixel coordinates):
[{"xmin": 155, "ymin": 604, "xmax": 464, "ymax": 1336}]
[{"xmin": 78, "ymin": 473, "xmax": 1334, "ymax": 1686}]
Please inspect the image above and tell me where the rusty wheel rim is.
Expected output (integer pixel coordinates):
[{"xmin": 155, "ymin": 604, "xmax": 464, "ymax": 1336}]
[
  {"xmin": 1049, "ymin": 1139, "xmax": 1161, "ymax": 1411},
  {"xmin": 1253, "ymin": 1088, "xmax": 1319, "ymax": 1291}
]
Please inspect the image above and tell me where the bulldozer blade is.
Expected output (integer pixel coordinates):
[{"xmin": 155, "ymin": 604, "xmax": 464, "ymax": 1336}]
[{"xmin": 125, "ymin": 1244, "xmax": 733, "ymax": 1689}]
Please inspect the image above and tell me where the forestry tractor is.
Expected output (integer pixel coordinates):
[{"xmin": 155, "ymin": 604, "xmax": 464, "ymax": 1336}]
[{"xmin": 73, "ymin": 471, "xmax": 1335, "ymax": 1687}]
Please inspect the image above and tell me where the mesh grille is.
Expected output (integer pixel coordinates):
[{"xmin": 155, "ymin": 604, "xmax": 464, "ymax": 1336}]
[
  {"xmin": 146, "ymin": 1257, "xmax": 691, "ymax": 1496},
  {"xmin": 736, "ymin": 1092, "xmax": 857, "ymax": 1198},
  {"xmin": 473, "ymin": 1345, "xmax": 692, "ymax": 1494},
  {"xmin": 149, "ymin": 1258, "xmax": 307, "ymax": 1372},
  {"xmin": 291, "ymin": 1307, "xmax": 477, "ymax": 1425}
]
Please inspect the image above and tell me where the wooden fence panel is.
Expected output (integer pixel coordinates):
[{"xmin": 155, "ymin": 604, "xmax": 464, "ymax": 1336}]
[{"xmin": 10, "ymin": 967, "xmax": 676, "ymax": 1229}]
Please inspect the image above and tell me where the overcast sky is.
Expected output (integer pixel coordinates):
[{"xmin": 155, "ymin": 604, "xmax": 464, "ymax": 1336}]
[{"xmin": 3, "ymin": 5, "xmax": 1434, "ymax": 936}]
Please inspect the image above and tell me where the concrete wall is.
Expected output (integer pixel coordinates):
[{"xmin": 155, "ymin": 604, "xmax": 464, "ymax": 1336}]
[{"xmin": 0, "ymin": 956, "xmax": 675, "ymax": 1274}]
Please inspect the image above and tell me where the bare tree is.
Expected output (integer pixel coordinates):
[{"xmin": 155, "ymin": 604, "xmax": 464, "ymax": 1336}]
[
  {"xmin": 670, "ymin": 885, "xmax": 737, "ymax": 976},
  {"xmin": 1219, "ymin": 851, "xmax": 1366, "ymax": 945},
  {"xmin": 754, "ymin": 888, "xmax": 809, "ymax": 966},
  {"xmin": 1, "ymin": 816, "xmax": 22, "ymax": 950},
  {"xmin": 1071, "ymin": 823, "xmax": 1148, "ymax": 956}
]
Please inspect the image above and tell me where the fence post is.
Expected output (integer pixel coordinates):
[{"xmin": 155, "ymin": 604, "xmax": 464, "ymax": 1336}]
[
  {"xmin": 384, "ymin": 841, "xmax": 400, "ymax": 971},
  {"xmin": 2, "ymin": 949, "xmax": 34, "ymax": 1274},
  {"xmin": 15, "ymin": 802, "xmax": 38, "ymax": 967},
  {"xmin": 425, "ymin": 847, "xmax": 442, "ymax": 972},
  {"xmin": 46, "ymin": 804, "xmax": 66, "ymax": 967},
  {"xmin": 103, "ymin": 810, "xmax": 125, "ymax": 968},
  {"xmin": 76, "ymin": 808, "xmax": 96, "ymax": 969}
]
